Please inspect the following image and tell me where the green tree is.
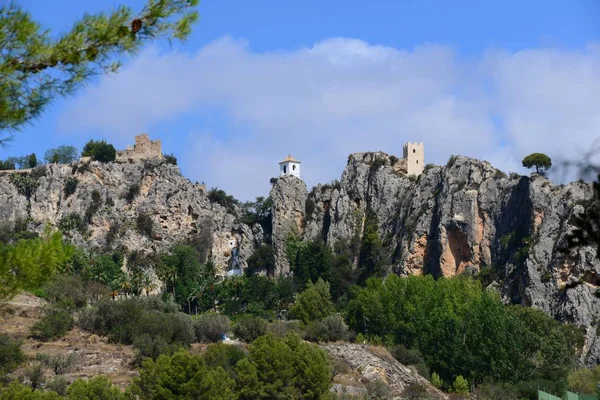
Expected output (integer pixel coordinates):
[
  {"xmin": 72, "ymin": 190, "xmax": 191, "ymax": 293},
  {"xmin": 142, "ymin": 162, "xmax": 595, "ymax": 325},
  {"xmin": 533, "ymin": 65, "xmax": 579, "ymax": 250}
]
[
  {"xmin": 0, "ymin": 333, "xmax": 25, "ymax": 374},
  {"xmin": 0, "ymin": 1, "xmax": 199, "ymax": 144},
  {"xmin": 357, "ymin": 210, "xmax": 387, "ymax": 284},
  {"xmin": 246, "ymin": 244, "xmax": 275, "ymax": 276},
  {"xmin": 568, "ymin": 366, "xmax": 600, "ymax": 394},
  {"xmin": 452, "ymin": 375, "xmax": 469, "ymax": 395},
  {"xmin": 430, "ymin": 372, "xmax": 442, "ymax": 389},
  {"xmin": 44, "ymin": 145, "xmax": 78, "ymax": 164},
  {"xmin": 130, "ymin": 349, "xmax": 236, "ymax": 399},
  {"xmin": 0, "ymin": 227, "xmax": 72, "ymax": 303},
  {"xmin": 288, "ymin": 278, "xmax": 334, "ymax": 324},
  {"xmin": 81, "ymin": 140, "xmax": 116, "ymax": 163},
  {"xmin": 522, "ymin": 152, "xmax": 552, "ymax": 174},
  {"xmin": 27, "ymin": 153, "xmax": 37, "ymax": 168},
  {"xmin": 66, "ymin": 376, "xmax": 125, "ymax": 400},
  {"xmin": 0, "ymin": 381, "xmax": 61, "ymax": 399}
]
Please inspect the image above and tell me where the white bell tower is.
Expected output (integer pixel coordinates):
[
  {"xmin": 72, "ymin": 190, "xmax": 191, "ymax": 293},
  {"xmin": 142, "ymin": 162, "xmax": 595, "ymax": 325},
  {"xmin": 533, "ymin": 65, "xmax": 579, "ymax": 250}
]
[{"xmin": 279, "ymin": 154, "xmax": 301, "ymax": 178}]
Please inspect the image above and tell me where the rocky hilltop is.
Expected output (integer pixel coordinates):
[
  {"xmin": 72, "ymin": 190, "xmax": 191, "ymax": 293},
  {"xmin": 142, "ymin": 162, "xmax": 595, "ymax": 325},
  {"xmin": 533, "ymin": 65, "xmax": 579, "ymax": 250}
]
[
  {"xmin": 0, "ymin": 159, "xmax": 255, "ymax": 271},
  {"xmin": 273, "ymin": 152, "xmax": 599, "ymax": 364},
  {"xmin": 1, "ymin": 152, "xmax": 599, "ymax": 364}
]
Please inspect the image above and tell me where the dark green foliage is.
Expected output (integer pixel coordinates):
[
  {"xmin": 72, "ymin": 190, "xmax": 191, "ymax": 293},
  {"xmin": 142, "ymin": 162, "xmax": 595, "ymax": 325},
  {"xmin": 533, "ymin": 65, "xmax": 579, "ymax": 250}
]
[
  {"xmin": 246, "ymin": 244, "xmax": 275, "ymax": 276},
  {"xmin": 493, "ymin": 169, "xmax": 507, "ymax": 179},
  {"xmin": 0, "ymin": 380, "xmax": 62, "ymax": 398},
  {"xmin": 44, "ymin": 274, "xmax": 87, "ymax": 310},
  {"xmin": 240, "ymin": 196, "xmax": 272, "ymax": 234},
  {"xmin": 84, "ymin": 189, "xmax": 102, "ymax": 223},
  {"xmin": 63, "ymin": 177, "xmax": 78, "ymax": 197},
  {"xmin": 423, "ymin": 163, "xmax": 436, "ymax": 172},
  {"xmin": 44, "ymin": 145, "xmax": 79, "ymax": 164},
  {"xmin": 163, "ymin": 153, "xmax": 177, "ymax": 165},
  {"xmin": 81, "ymin": 140, "xmax": 116, "ymax": 163},
  {"xmin": 157, "ymin": 244, "xmax": 204, "ymax": 308},
  {"xmin": 390, "ymin": 345, "xmax": 429, "ymax": 379},
  {"xmin": 0, "ymin": 216, "xmax": 37, "ymax": 244},
  {"xmin": 522, "ymin": 152, "xmax": 552, "ymax": 173},
  {"xmin": 203, "ymin": 343, "xmax": 247, "ymax": 378},
  {"xmin": 347, "ymin": 275, "xmax": 578, "ymax": 387},
  {"xmin": 79, "ymin": 297, "xmax": 193, "ymax": 358},
  {"xmin": 233, "ymin": 315, "xmax": 268, "ymax": 342},
  {"xmin": 218, "ymin": 276, "xmax": 296, "ymax": 318},
  {"xmin": 0, "ymin": 334, "xmax": 25, "ymax": 374},
  {"xmin": 289, "ymin": 278, "xmax": 335, "ymax": 324},
  {"xmin": 193, "ymin": 313, "xmax": 231, "ymax": 342},
  {"xmin": 236, "ymin": 333, "xmax": 332, "ymax": 399},
  {"xmin": 27, "ymin": 153, "xmax": 38, "ymax": 168},
  {"xmin": 105, "ymin": 196, "xmax": 115, "ymax": 207},
  {"xmin": 30, "ymin": 307, "xmax": 74, "ymax": 340},
  {"xmin": 130, "ymin": 349, "xmax": 236, "ymax": 400},
  {"xmin": 446, "ymin": 155, "xmax": 459, "ymax": 168},
  {"xmin": 304, "ymin": 314, "xmax": 349, "ymax": 342},
  {"xmin": 125, "ymin": 183, "xmax": 140, "ymax": 203},
  {"xmin": 0, "ymin": 159, "xmax": 15, "ymax": 170},
  {"xmin": 9, "ymin": 172, "xmax": 39, "ymax": 198},
  {"xmin": 136, "ymin": 212, "xmax": 154, "ymax": 237},
  {"xmin": 208, "ymin": 188, "xmax": 240, "ymax": 214},
  {"xmin": 58, "ymin": 213, "xmax": 86, "ymax": 233},
  {"xmin": 473, "ymin": 382, "xmax": 520, "ymax": 400},
  {"xmin": 67, "ymin": 376, "xmax": 126, "ymax": 399},
  {"xmin": 357, "ymin": 210, "xmax": 388, "ymax": 284},
  {"xmin": 389, "ymin": 155, "xmax": 398, "ymax": 165}
]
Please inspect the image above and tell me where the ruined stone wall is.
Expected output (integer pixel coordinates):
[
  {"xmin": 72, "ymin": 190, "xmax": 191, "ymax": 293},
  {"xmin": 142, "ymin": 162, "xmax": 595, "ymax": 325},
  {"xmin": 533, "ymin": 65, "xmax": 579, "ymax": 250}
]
[{"xmin": 116, "ymin": 134, "xmax": 162, "ymax": 161}]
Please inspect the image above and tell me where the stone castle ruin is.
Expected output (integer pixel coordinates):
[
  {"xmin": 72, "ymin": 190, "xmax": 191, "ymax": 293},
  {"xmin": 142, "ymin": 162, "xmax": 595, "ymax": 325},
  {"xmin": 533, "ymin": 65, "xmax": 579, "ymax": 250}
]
[{"xmin": 116, "ymin": 134, "xmax": 162, "ymax": 162}]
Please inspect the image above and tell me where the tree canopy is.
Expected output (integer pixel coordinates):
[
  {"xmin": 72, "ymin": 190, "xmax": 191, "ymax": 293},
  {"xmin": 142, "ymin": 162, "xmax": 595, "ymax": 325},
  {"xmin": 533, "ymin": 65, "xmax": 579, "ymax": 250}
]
[
  {"xmin": 0, "ymin": 0, "xmax": 199, "ymax": 144},
  {"xmin": 522, "ymin": 153, "xmax": 552, "ymax": 174}
]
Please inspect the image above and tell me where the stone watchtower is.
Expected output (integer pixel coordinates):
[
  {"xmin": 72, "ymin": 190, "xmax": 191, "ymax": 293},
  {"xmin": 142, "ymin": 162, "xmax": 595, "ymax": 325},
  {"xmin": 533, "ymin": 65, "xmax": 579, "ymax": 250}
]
[
  {"xmin": 403, "ymin": 142, "xmax": 424, "ymax": 176},
  {"xmin": 279, "ymin": 154, "xmax": 301, "ymax": 178}
]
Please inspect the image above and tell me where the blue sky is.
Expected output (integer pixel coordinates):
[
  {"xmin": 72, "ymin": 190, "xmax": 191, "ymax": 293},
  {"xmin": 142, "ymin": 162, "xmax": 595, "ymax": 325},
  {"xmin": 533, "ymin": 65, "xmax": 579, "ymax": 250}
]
[{"xmin": 3, "ymin": 0, "xmax": 600, "ymax": 199}]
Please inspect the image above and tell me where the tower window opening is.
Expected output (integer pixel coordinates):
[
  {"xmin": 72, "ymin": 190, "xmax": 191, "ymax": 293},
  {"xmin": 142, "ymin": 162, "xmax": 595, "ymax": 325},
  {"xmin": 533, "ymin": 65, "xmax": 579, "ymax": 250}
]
[
  {"xmin": 413, "ymin": 149, "xmax": 416, "ymax": 153},
  {"xmin": 283, "ymin": 165, "xmax": 287, "ymax": 174},
  {"xmin": 293, "ymin": 165, "xmax": 296, "ymax": 170},
  {"xmin": 416, "ymin": 160, "xmax": 418, "ymax": 164}
]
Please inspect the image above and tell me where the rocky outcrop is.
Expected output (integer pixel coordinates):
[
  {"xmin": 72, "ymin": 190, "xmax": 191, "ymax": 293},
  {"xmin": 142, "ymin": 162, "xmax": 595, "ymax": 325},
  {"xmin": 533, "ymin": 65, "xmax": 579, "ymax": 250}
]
[
  {"xmin": 0, "ymin": 160, "xmax": 253, "ymax": 273},
  {"xmin": 296, "ymin": 153, "xmax": 600, "ymax": 365},
  {"xmin": 322, "ymin": 343, "xmax": 447, "ymax": 399},
  {"xmin": 269, "ymin": 175, "xmax": 307, "ymax": 275}
]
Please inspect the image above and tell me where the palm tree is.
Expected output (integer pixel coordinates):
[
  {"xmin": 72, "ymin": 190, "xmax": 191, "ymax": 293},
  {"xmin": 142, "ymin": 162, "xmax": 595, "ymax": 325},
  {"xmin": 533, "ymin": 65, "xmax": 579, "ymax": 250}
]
[{"xmin": 141, "ymin": 273, "xmax": 157, "ymax": 296}]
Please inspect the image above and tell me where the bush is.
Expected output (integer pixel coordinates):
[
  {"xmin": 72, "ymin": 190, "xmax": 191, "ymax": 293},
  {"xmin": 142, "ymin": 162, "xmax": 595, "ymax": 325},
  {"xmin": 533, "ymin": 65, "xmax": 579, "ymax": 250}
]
[
  {"xmin": 289, "ymin": 278, "xmax": 335, "ymax": 324},
  {"xmin": 0, "ymin": 334, "xmax": 25, "ymax": 374},
  {"xmin": 10, "ymin": 172, "xmax": 39, "ymax": 199},
  {"xmin": 44, "ymin": 275, "xmax": 87, "ymax": 310},
  {"xmin": 163, "ymin": 154, "xmax": 177, "ymax": 165},
  {"xmin": 30, "ymin": 307, "xmax": 74, "ymax": 340},
  {"xmin": 136, "ymin": 213, "xmax": 154, "ymax": 237},
  {"xmin": 63, "ymin": 177, "xmax": 78, "ymax": 197},
  {"xmin": 304, "ymin": 314, "xmax": 349, "ymax": 342},
  {"xmin": 267, "ymin": 320, "xmax": 302, "ymax": 338},
  {"xmin": 58, "ymin": 213, "xmax": 86, "ymax": 233},
  {"xmin": 125, "ymin": 183, "xmax": 140, "ymax": 203},
  {"xmin": 67, "ymin": 376, "xmax": 125, "ymax": 399},
  {"xmin": 46, "ymin": 376, "xmax": 68, "ymax": 396},
  {"xmin": 233, "ymin": 315, "xmax": 268, "ymax": 342},
  {"xmin": 403, "ymin": 382, "xmax": 428, "ymax": 400},
  {"xmin": 391, "ymin": 344, "xmax": 425, "ymax": 366},
  {"xmin": 430, "ymin": 372, "xmax": 443, "ymax": 389},
  {"xmin": 207, "ymin": 188, "xmax": 239, "ymax": 214},
  {"xmin": 203, "ymin": 343, "xmax": 247, "ymax": 378},
  {"xmin": 193, "ymin": 313, "xmax": 231, "ymax": 343},
  {"xmin": 452, "ymin": 375, "xmax": 469, "ymax": 395},
  {"xmin": 84, "ymin": 189, "xmax": 103, "ymax": 223},
  {"xmin": 473, "ymin": 382, "xmax": 520, "ymax": 400},
  {"xmin": 81, "ymin": 140, "xmax": 116, "ymax": 163}
]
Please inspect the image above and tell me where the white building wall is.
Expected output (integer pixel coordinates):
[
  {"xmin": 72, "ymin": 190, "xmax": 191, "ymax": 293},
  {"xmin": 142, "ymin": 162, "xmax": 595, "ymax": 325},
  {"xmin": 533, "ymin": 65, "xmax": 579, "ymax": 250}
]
[
  {"xmin": 403, "ymin": 142, "xmax": 424, "ymax": 176},
  {"xmin": 280, "ymin": 161, "xmax": 301, "ymax": 178}
]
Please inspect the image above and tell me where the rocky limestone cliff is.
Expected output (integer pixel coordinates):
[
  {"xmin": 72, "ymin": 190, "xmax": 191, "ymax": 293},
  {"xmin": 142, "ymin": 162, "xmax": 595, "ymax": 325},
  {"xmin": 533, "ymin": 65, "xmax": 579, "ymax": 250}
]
[
  {"xmin": 293, "ymin": 153, "xmax": 599, "ymax": 365},
  {"xmin": 0, "ymin": 160, "xmax": 254, "ymax": 273},
  {"xmin": 270, "ymin": 174, "xmax": 307, "ymax": 275}
]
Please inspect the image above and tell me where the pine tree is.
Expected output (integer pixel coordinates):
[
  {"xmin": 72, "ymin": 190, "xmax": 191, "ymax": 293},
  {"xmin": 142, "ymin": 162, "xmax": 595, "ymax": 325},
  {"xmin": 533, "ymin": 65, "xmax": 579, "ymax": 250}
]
[{"xmin": 0, "ymin": 1, "xmax": 199, "ymax": 144}]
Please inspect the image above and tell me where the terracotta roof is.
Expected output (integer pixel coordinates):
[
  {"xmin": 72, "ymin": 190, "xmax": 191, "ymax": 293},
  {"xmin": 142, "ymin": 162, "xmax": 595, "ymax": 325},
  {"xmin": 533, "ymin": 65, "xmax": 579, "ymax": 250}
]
[{"xmin": 279, "ymin": 154, "xmax": 301, "ymax": 164}]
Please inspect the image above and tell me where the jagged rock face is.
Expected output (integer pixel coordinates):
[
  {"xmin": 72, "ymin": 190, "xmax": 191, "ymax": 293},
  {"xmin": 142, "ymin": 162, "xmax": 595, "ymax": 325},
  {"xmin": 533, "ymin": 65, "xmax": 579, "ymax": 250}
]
[
  {"xmin": 269, "ymin": 175, "xmax": 307, "ymax": 275},
  {"xmin": 300, "ymin": 153, "xmax": 600, "ymax": 365},
  {"xmin": 0, "ymin": 161, "xmax": 254, "ymax": 273}
]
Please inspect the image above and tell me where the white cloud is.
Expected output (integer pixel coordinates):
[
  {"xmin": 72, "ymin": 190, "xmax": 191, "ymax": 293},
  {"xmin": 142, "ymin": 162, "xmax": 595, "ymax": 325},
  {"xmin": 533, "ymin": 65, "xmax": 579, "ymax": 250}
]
[{"xmin": 58, "ymin": 37, "xmax": 600, "ymax": 200}]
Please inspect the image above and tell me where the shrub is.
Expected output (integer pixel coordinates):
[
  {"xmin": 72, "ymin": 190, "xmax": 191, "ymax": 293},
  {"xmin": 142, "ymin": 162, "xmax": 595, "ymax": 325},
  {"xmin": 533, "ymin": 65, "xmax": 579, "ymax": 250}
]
[
  {"xmin": 203, "ymin": 343, "xmax": 247, "ymax": 378},
  {"xmin": 473, "ymin": 382, "xmax": 520, "ymax": 400},
  {"xmin": 305, "ymin": 314, "xmax": 349, "ymax": 342},
  {"xmin": 408, "ymin": 174, "xmax": 417, "ymax": 182},
  {"xmin": 64, "ymin": 177, "xmax": 78, "ymax": 197},
  {"xmin": 510, "ymin": 172, "xmax": 521, "ymax": 180},
  {"xmin": 81, "ymin": 140, "xmax": 116, "ymax": 163},
  {"xmin": 452, "ymin": 375, "xmax": 469, "ymax": 395},
  {"xmin": 46, "ymin": 376, "xmax": 68, "ymax": 396},
  {"xmin": 10, "ymin": 173, "xmax": 39, "ymax": 199},
  {"xmin": 430, "ymin": 372, "xmax": 443, "ymax": 389},
  {"xmin": 193, "ymin": 313, "xmax": 231, "ymax": 342},
  {"xmin": 0, "ymin": 334, "xmax": 25, "ymax": 374},
  {"xmin": 105, "ymin": 196, "xmax": 115, "ymax": 207},
  {"xmin": 365, "ymin": 379, "xmax": 391, "ymax": 400},
  {"xmin": 67, "ymin": 376, "xmax": 125, "ymax": 399},
  {"xmin": 136, "ymin": 213, "xmax": 154, "ymax": 237},
  {"xmin": 44, "ymin": 275, "xmax": 87, "ymax": 310},
  {"xmin": 233, "ymin": 315, "xmax": 268, "ymax": 342},
  {"xmin": 58, "ymin": 213, "xmax": 85, "ymax": 233},
  {"xmin": 163, "ymin": 154, "xmax": 177, "ymax": 165},
  {"xmin": 289, "ymin": 278, "xmax": 335, "ymax": 324},
  {"xmin": 403, "ymin": 382, "xmax": 428, "ymax": 400},
  {"xmin": 389, "ymin": 155, "xmax": 398, "ymax": 165},
  {"xmin": 446, "ymin": 155, "xmax": 459, "ymax": 168},
  {"xmin": 208, "ymin": 188, "xmax": 239, "ymax": 214},
  {"xmin": 125, "ymin": 183, "xmax": 140, "ymax": 203},
  {"xmin": 30, "ymin": 307, "xmax": 74, "ymax": 340},
  {"xmin": 391, "ymin": 344, "xmax": 425, "ymax": 366},
  {"xmin": 44, "ymin": 145, "xmax": 79, "ymax": 164},
  {"xmin": 423, "ymin": 163, "xmax": 435, "ymax": 172},
  {"xmin": 267, "ymin": 320, "xmax": 302, "ymax": 338}
]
